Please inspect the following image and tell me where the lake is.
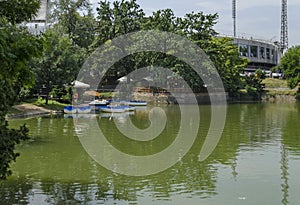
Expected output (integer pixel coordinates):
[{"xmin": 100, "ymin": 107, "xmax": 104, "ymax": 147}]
[{"xmin": 1, "ymin": 103, "xmax": 300, "ymax": 205}]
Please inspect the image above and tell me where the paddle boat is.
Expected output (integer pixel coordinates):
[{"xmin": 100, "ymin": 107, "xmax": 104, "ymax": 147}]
[
  {"xmin": 109, "ymin": 100, "xmax": 147, "ymax": 106},
  {"xmin": 77, "ymin": 106, "xmax": 92, "ymax": 114},
  {"xmin": 100, "ymin": 105, "xmax": 127, "ymax": 113},
  {"xmin": 127, "ymin": 100, "xmax": 147, "ymax": 106},
  {"xmin": 88, "ymin": 99, "xmax": 109, "ymax": 106},
  {"xmin": 100, "ymin": 105, "xmax": 136, "ymax": 112},
  {"xmin": 64, "ymin": 105, "xmax": 91, "ymax": 114},
  {"xmin": 123, "ymin": 106, "xmax": 135, "ymax": 111},
  {"xmin": 99, "ymin": 111, "xmax": 134, "ymax": 118}
]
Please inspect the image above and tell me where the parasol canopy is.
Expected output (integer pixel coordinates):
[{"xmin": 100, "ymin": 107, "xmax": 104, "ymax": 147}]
[
  {"xmin": 83, "ymin": 90, "xmax": 101, "ymax": 96},
  {"xmin": 117, "ymin": 76, "xmax": 133, "ymax": 82},
  {"xmin": 72, "ymin": 80, "xmax": 90, "ymax": 88}
]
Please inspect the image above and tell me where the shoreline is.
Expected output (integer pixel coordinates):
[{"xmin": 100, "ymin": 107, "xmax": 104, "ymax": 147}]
[
  {"xmin": 7, "ymin": 91, "xmax": 298, "ymax": 119},
  {"xmin": 7, "ymin": 103, "xmax": 63, "ymax": 119}
]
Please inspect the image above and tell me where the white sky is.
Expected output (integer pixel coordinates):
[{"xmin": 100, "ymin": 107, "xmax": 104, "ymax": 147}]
[{"xmin": 89, "ymin": 0, "xmax": 300, "ymax": 47}]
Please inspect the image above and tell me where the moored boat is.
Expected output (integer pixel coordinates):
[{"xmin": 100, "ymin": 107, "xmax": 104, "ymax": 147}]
[
  {"xmin": 123, "ymin": 106, "xmax": 135, "ymax": 111},
  {"xmin": 128, "ymin": 100, "xmax": 147, "ymax": 106},
  {"xmin": 88, "ymin": 99, "xmax": 109, "ymax": 106},
  {"xmin": 100, "ymin": 106, "xmax": 126, "ymax": 113},
  {"xmin": 64, "ymin": 106, "xmax": 77, "ymax": 114},
  {"xmin": 64, "ymin": 105, "xmax": 91, "ymax": 114},
  {"xmin": 77, "ymin": 106, "xmax": 92, "ymax": 114},
  {"xmin": 99, "ymin": 111, "xmax": 134, "ymax": 118}
]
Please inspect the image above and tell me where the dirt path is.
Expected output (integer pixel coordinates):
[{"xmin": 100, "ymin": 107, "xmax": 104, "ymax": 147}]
[{"xmin": 10, "ymin": 103, "xmax": 52, "ymax": 118}]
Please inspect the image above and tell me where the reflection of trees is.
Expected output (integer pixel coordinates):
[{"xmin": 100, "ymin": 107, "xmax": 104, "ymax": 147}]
[
  {"xmin": 4, "ymin": 108, "xmax": 221, "ymax": 203},
  {"xmin": 280, "ymin": 103, "xmax": 300, "ymax": 205},
  {"xmin": 282, "ymin": 103, "xmax": 300, "ymax": 153},
  {"xmin": 5, "ymin": 103, "xmax": 300, "ymax": 203},
  {"xmin": 280, "ymin": 145, "xmax": 289, "ymax": 205},
  {"xmin": 238, "ymin": 103, "xmax": 300, "ymax": 205},
  {"xmin": 0, "ymin": 177, "xmax": 33, "ymax": 205}
]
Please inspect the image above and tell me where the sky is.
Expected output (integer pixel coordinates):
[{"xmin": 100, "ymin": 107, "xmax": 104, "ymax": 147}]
[{"xmin": 89, "ymin": 0, "xmax": 300, "ymax": 47}]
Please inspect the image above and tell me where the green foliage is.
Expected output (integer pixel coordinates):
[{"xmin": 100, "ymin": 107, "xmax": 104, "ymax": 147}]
[
  {"xmin": 287, "ymin": 78, "xmax": 299, "ymax": 89},
  {"xmin": 280, "ymin": 46, "xmax": 300, "ymax": 89},
  {"xmin": 244, "ymin": 70, "xmax": 265, "ymax": 98},
  {"xmin": 0, "ymin": 63, "xmax": 31, "ymax": 181},
  {"xmin": 0, "ymin": 19, "xmax": 41, "ymax": 87},
  {"xmin": 206, "ymin": 37, "xmax": 248, "ymax": 96},
  {"xmin": 91, "ymin": 2, "xmax": 244, "ymax": 93},
  {"xmin": 254, "ymin": 69, "xmax": 266, "ymax": 79},
  {"xmin": 263, "ymin": 78, "xmax": 288, "ymax": 88},
  {"xmin": 297, "ymin": 88, "xmax": 300, "ymax": 100},
  {"xmin": 0, "ymin": 0, "xmax": 40, "ymax": 24},
  {"xmin": 93, "ymin": 0, "xmax": 145, "ymax": 47},
  {"xmin": 18, "ymin": 87, "xmax": 32, "ymax": 101},
  {"xmin": 31, "ymin": 28, "xmax": 86, "ymax": 104},
  {"xmin": 0, "ymin": 1, "xmax": 41, "ymax": 179},
  {"xmin": 178, "ymin": 11, "xmax": 218, "ymax": 48},
  {"xmin": 50, "ymin": 0, "xmax": 96, "ymax": 48},
  {"xmin": 33, "ymin": 98, "xmax": 68, "ymax": 111},
  {"xmin": 144, "ymin": 9, "xmax": 176, "ymax": 31},
  {"xmin": 0, "ymin": 121, "xmax": 29, "ymax": 179}
]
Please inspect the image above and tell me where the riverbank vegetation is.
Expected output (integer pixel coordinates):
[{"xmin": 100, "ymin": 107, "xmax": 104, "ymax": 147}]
[
  {"xmin": 0, "ymin": 0, "xmax": 41, "ymax": 179},
  {"xmin": 279, "ymin": 46, "xmax": 300, "ymax": 89}
]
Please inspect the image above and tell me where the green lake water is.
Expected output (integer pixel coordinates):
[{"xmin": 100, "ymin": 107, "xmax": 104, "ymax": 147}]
[{"xmin": 1, "ymin": 103, "xmax": 300, "ymax": 204}]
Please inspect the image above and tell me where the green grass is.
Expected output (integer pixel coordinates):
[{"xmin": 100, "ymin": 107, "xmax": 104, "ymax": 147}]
[
  {"xmin": 266, "ymin": 90, "xmax": 297, "ymax": 96},
  {"xmin": 263, "ymin": 78, "xmax": 289, "ymax": 89},
  {"xmin": 99, "ymin": 92, "xmax": 114, "ymax": 98},
  {"xmin": 33, "ymin": 98, "xmax": 69, "ymax": 111},
  {"xmin": 7, "ymin": 107, "xmax": 24, "ymax": 115}
]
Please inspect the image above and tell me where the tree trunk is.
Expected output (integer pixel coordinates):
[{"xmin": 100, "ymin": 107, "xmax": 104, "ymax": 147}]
[{"xmin": 45, "ymin": 93, "xmax": 49, "ymax": 105}]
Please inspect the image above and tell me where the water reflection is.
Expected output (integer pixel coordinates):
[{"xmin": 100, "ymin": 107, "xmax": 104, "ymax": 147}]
[{"xmin": 1, "ymin": 103, "xmax": 300, "ymax": 204}]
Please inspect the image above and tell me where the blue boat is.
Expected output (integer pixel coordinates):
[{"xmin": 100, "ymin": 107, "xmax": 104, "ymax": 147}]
[
  {"xmin": 100, "ymin": 106, "xmax": 126, "ymax": 113},
  {"xmin": 127, "ymin": 100, "xmax": 147, "ymax": 106},
  {"xmin": 109, "ymin": 100, "xmax": 147, "ymax": 106},
  {"xmin": 64, "ymin": 105, "xmax": 91, "ymax": 114}
]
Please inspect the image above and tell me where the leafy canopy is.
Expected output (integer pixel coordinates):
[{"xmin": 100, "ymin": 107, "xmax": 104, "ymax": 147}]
[
  {"xmin": 280, "ymin": 46, "xmax": 300, "ymax": 89},
  {"xmin": 0, "ymin": 0, "xmax": 41, "ymax": 179}
]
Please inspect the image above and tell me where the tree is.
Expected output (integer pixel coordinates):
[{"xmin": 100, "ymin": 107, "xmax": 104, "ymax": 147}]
[
  {"xmin": 90, "ymin": 2, "xmax": 247, "ymax": 95},
  {"xmin": 280, "ymin": 46, "xmax": 300, "ymax": 89},
  {"xmin": 178, "ymin": 12, "xmax": 218, "ymax": 48},
  {"xmin": 0, "ymin": 0, "xmax": 40, "ymax": 24},
  {"xmin": 206, "ymin": 37, "xmax": 247, "ymax": 96},
  {"xmin": 244, "ymin": 69, "xmax": 265, "ymax": 99},
  {"xmin": 93, "ymin": 0, "xmax": 145, "ymax": 46},
  {"xmin": 92, "ymin": 0, "xmax": 145, "ymax": 84},
  {"xmin": 50, "ymin": 0, "xmax": 96, "ymax": 49},
  {"xmin": 0, "ymin": 2, "xmax": 41, "ymax": 179},
  {"xmin": 32, "ymin": 28, "xmax": 86, "ymax": 104}
]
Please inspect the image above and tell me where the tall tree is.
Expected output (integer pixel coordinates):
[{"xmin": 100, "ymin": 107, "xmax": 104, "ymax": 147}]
[
  {"xmin": 0, "ymin": 0, "xmax": 40, "ymax": 24},
  {"xmin": 178, "ymin": 12, "xmax": 218, "ymax": 48},
  {"xmin": 206, "ymin": 37, "xmax": 247, "ymax": 96},
  {"xmin": 94, "ymin": 0, "xmax": 144, "ymax": 46},
  {"xmin": 279, "ymin": 46, "xmax": 300, "ymax": 89},
  {"xmin": 32, "ymin": 28, "xmax": 86, "ymax": 104},
  {"xmin": 0, "ymin": 1, "xmax": 41, "ymax": 179},
  {"xmin": 50, "ymin": 0, "xmax": 95, "ymax": 48},
  {"xmin": 92, "ymin": 0, "xmax": 145, "ymax": 83}
]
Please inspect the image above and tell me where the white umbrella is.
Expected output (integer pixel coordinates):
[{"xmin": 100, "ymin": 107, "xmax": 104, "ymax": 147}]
[
  {"xmin": 72, "ymin": 80, "xmax": 90, "ymax": 88},
  {"xmin": 117, "ymin": 76, "xmax": 133, "ymax": 82}
]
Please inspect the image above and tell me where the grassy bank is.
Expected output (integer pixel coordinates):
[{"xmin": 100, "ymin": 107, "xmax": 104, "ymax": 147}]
[
  {"xmin": 33, "ymin": 98, "xmax": 69, "ymax": 111},
  {"xmin": 8, "ymin": 98, "xmax": 69, "ymax": 116},
  {"xmin": 263, "ymin": 78, "xmax": 298, "ymax": 96}
]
